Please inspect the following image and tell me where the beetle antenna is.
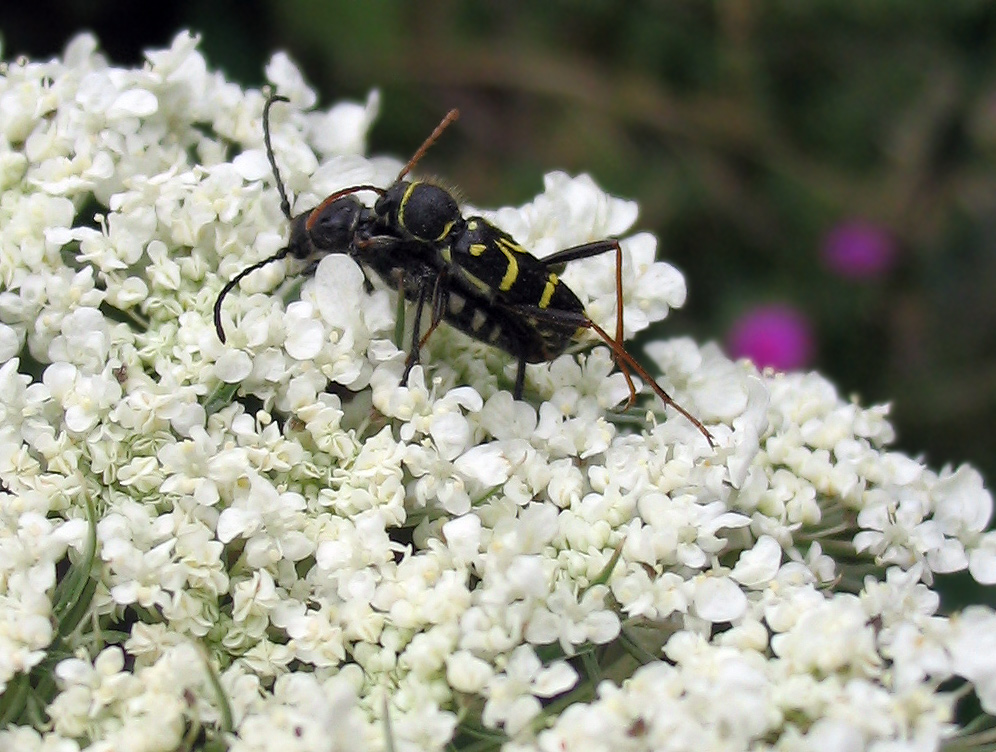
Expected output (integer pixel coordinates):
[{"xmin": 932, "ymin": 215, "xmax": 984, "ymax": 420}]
[
  {"xmin": 263, "ymin": 93, "xmax": 293, "ymax": 220},
  {"xmin": 214, "ymin": 247, "xmax": 291, "ymax": 343},
  {"xmin": 397, "ymin": 109, "xmax": 460, "ymax": 181},
  {"xmin": 305, "ymin": 184, "xmax": 386, "ymax": 232}
]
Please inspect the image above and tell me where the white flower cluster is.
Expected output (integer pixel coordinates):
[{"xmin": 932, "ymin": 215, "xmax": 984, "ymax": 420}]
[{"xmin": 1, "ymin": 31, "xmax": 995, "ymax": 752}]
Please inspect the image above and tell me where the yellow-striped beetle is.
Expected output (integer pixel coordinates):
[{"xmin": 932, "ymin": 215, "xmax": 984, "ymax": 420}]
[{"xmin": 215, "ymin": 95, "xmax": 714, "ymax": 446}]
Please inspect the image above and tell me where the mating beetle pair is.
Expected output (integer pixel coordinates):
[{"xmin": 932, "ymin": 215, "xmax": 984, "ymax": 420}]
[{"xmin": 214, "ymin": 94, "xmax": 714, "ymax": 447}]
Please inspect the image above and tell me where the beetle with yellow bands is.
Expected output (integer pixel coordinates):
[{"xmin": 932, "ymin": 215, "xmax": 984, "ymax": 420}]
[{"xmin": 216, "ymin": 97, "xmax": 714, "ymax": 446}]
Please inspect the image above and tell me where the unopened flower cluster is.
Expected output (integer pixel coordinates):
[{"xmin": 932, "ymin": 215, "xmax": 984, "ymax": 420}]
[{"xmin": 1, "ymin": 32, "xmax": 995, "ymax": 752}]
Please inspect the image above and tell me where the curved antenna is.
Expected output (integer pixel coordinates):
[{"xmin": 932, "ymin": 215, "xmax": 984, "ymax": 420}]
[
  {"xmin": 396, "ymin": 109, "xmax": 460, "ymax": 181},
  {"xmin": 305, "ymin": 184, "xmax": 386, "ymax": 232},
  {"xmin": 214, "ymin": 247, "xmax": 291, "ymax": 343},
  {"xmin": 263, "ymin": 93, "xmax": 293, "ymax": 219}
]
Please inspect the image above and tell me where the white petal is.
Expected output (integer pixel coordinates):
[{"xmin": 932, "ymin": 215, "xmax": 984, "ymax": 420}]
[
  {"xmin": 314, "ymin": 255, "xmax": 365, "ymax": 329},
  {"xmin": 926, "ymin": 538, "xmax": 968, "ymax": 574},
  {"xmin": 109, "ymin": 89, "xmax": 159, "ymax": 118},
  {"xmin": 214, "ymin": 350, "xmax": 253, "ymax": 383},
  {"xmin": 454, "ymin": 443, "xmax": 512, "ymax": 486},
  {"xmin": 933, "ymin": 465, "xmax": 992, "ymax": 533},
  {"xmin": 265, "ymin": 52, "xmax": 317, "ymax": 108},
  {"xmin": 446, "ymin": 650, "xmax": 493, "ymax": 693},
  {"xmin": 532, "ymin": 660, "xmax": 578, "ymax": 696},
  {"xmin": 0, "ymin": 323, "xmax": 21, "ymax": 362},
  {"xmin": 216, "ymin": 507, "xmax": 251, "ymax": 543},
  {"xmin": 284, "ymin": 302, "xmax": 325, "ymax": 360},
  {"xmin": 442, "ymin": 514, "xmax": 482, "ymax": 563},
  {"xmin": 233, "ymin": 149, "xmax": 273, "ymax": 181},
  {"xmin": 968, "ymin": 548, "xmax": 996, "ymax": 585},
  {"xmin": 693, "ymin": 576, "xmax": 747, "ymax": 622},
  {"xmin": 429, "ymin": 412, "xmax": 471, "ymax": 461},
  {"xmin": 731, "ymin": 536, "xmax": 782, "ymax": 588}
]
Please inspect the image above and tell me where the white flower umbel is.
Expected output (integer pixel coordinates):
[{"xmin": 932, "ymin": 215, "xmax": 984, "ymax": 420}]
[{"xmin": 1, "ymin": 31, "xmax": 995, "ymax": 752}]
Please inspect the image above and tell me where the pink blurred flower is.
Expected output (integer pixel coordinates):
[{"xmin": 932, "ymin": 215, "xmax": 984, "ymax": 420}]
[
  {"xmin": 821, "ymin": 220, "xmax": 898, "ymax": 280},
  {"xmin": 727, "ymin": 303, "xmax": 814, "ymax": 371}
]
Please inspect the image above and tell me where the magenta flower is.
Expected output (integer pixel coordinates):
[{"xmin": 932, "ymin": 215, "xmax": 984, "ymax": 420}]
[
  {"xmin": 821, "ymin": 220, "xmax": 898, "ymax": 280},
  {"xmin": 727, "ymin": 304, "xmax": 814, "ymax": 371}
]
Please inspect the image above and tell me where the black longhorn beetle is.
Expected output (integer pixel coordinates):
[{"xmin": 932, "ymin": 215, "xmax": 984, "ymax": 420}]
[{"xmin": 214, "ymin": 94, "xmax": 714, "ymax": 447}]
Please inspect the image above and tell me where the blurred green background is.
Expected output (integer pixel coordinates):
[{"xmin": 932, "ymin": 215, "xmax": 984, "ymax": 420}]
[{"xmin": 3, "ymin": 0, "xmax": 995, "ymax": 498}]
